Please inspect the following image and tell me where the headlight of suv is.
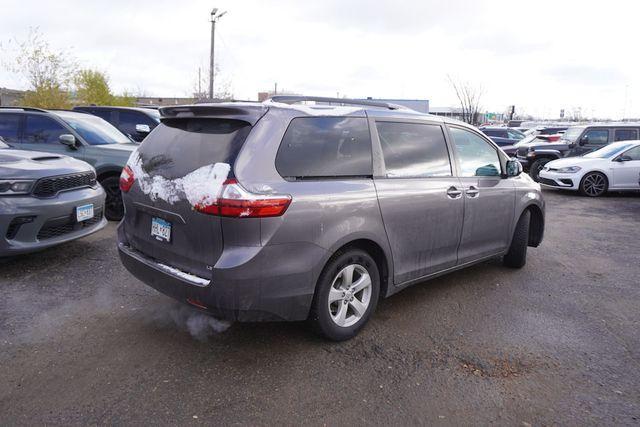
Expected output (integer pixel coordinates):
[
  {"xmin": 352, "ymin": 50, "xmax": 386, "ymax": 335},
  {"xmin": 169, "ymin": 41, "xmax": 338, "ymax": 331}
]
[
  {"xmin": 0, "ymin": 180, "xmax": 35, "ymax": 195},
  {"xmin": 556, "ymin": 166, "xmax": 581, "ymax": 173}
]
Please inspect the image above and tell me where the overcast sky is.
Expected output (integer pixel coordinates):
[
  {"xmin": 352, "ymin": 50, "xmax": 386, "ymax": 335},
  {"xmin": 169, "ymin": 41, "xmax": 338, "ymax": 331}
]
[{"xmin": 1, "ymin": 0, "xmax": 638, "ymax": 119}]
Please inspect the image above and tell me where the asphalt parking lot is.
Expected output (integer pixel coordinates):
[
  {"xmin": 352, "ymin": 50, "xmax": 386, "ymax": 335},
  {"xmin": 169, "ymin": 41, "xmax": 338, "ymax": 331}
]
[{"xmin": 1, "ymin": 190, "xmax": 639, "ymax": 425}]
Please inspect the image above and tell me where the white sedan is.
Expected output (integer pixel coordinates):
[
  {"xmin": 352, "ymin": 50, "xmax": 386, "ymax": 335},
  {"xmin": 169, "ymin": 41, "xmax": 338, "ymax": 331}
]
[{"xmin": 538, "ymin": 140, "xmax": 640, "ymax": 197}]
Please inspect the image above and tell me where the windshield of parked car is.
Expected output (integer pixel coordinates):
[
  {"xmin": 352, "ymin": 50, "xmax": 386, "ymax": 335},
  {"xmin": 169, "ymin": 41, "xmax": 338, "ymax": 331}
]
[
  {"xmin": 584, "ymin": 142, "xmax": 635, "ymax": 159},
  {"xmin": 514, "ymin": 134, "xmax": 537, "ymax": 147},
  {"xmin": 561, "ymin": 127, "xmax": 583, "ymax": 143},
  {"xmin": 58, "ymin": 113, "xmax": 131, "ymax": 145}
]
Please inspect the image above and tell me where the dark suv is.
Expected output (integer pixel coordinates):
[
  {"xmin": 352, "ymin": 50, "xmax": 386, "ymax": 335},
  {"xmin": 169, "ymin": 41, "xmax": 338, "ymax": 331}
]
[
  {"xmin": 0, "ymin": 107, "xmax": 136, "ymax": 220},
  {"xmin": 117, "ymin": 96, "xmax": 545, "ymax": 341},
  {"xmin": 517, "ymin": 124, "xmax": 640, "ymax": 181},
  {"xmin": 73, "ymin": 106, "xmax": 160, "ymax": 142}
]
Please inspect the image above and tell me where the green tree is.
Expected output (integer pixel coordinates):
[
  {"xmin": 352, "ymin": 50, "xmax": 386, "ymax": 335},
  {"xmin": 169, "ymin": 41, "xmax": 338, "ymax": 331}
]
[
  {"xmin": 74, "ymin": 69, "xmax": 112, "ymax": 105},
  {"xmin": 74, "ymin": 69, "xmax": 136, "ymax": 107}
]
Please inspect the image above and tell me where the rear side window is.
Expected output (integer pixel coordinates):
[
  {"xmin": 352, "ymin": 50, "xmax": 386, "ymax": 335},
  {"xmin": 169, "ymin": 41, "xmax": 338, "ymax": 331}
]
[
  {"xmin": 614, "ymin": 129, "xmax": 638, "ymax": 142},
  {"xmin": 0, "ymin": 114, "xmax": 21, "ymax": 143},
  {"xmin": 139, "ymin": 118, "xmax": 251, "ymax": 177},
  {"xmin": 24, "ymin": 115, "xmax": 66, "ymax": 144},
  {"xmin": 376, "ymin": 122, "xmax": 451, "ymax": 178},
  {"xmin": 276, "ymin": 117, "xmax": 372, "ymax": 179}
]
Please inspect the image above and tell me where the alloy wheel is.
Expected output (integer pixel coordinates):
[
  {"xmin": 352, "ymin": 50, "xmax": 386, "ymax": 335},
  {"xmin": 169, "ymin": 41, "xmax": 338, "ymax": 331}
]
[
  {"xmin": 582, "ymin": 173, "xmax": 606, "ymax": 197},
  {"xmin": 327, "ymin": 264, "xmax": 372, "ymax": 328}
]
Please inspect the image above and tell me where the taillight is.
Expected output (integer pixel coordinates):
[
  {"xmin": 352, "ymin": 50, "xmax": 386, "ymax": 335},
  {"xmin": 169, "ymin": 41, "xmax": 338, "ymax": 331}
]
[
  {"xmin": 194, "ymin": 178, "xmax": 291, "ymax": 218},
  {"xmin": 119, "ymin": 165, "xmax": 134, "ymax": 192}
]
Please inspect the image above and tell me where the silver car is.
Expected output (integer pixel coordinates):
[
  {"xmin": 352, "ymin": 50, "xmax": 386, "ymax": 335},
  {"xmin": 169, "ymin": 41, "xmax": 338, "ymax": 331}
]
[
  {"xmin": 0, "ymin": 139, "xmax": 107, "ymax": 256},
  {"xmin": 117, "ymin": 96, "xmax": 545, "ymax": 341}
]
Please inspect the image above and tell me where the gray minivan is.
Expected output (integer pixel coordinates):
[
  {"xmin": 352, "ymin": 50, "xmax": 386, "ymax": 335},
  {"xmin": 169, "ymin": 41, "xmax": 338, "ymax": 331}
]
[{"xmin": 117, "ymin": 97, "xmax": 545, "ymax": 340}]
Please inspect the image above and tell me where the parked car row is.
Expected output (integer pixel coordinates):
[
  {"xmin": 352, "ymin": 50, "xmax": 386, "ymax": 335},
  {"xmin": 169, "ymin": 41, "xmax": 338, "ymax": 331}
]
[{"xmin": 516, "ymin": 123, "xmax": 640, "ymax": 181}]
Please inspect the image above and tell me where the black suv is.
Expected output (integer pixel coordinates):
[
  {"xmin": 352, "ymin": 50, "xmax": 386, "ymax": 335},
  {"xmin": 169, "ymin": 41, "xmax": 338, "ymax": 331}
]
[
  {"xmin": 517, "ymin": 124, "xmax": 640, "ymax": 181},
  {"xmin": 72, "ymin": 106, "xmax": 161, "ymax": 142}
]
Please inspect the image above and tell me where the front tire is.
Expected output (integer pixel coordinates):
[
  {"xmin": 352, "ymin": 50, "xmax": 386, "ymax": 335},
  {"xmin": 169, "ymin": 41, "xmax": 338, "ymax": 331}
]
[
  {"xmin": 579, "ymin": 172, "xmax": 608, "ymax": 197},
  {"xmin": 310, "ymin": 249, "xmax": 380, "ymax": 341},
  {"xmin": 529, "ymin": 159, "xmax": 551, "ymax": 182},
  {"xmin": 503, "ymin": 210, "xmax": 530, "ymax": 268},
  {"xmin": 101, "ymin": 176, "xmax": 124, "ymax": 221}
]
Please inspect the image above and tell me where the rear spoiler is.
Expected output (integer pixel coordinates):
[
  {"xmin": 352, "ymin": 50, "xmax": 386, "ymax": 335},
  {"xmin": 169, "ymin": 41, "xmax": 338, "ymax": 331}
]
[{"xmin": 159, "ymin": 104, "xmax": 268, "ymax": 126}]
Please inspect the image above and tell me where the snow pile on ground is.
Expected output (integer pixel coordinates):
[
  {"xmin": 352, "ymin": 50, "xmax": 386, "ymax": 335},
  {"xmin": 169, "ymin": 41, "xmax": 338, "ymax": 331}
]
[{"xmin": 126, "ymin": 149, "xmax": 230, "ymax": 206}]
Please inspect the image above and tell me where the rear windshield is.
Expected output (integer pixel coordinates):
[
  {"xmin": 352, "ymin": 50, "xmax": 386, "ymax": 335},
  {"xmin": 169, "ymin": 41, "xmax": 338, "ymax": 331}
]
[
  {"xmin": 276, "ymin": 117, "xmax": 372, "ymax": 179},
  {"xmin": 139, "ymin": 118, "xmax": 251, "ymax": 178}
]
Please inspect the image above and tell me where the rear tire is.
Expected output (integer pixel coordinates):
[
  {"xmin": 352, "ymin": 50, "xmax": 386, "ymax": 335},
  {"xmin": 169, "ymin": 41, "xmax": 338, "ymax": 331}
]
[
  {"xmin": 529, "ymin": 159, "xmax": 550, "ymax": 182},
  {"xmin": 309, "ymin": 249, "xmax": 380, "ymax": 341},
  {"xmin": 579, "ymin": 172, "xmax": 608, "ymax": 197},
  {"xmin": 101, "ymin": 176, "xmax": 124, "ymax": 221},
  {"xmin": 503, "ymin": 210, "xmax": 530, "ymax": 269}
]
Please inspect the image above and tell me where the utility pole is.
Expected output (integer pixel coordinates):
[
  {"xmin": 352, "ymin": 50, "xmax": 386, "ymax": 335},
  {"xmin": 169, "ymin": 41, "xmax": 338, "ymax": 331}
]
[{"xmin": 209, "ymin": 8, "xmax": 227, "ymax": 100}]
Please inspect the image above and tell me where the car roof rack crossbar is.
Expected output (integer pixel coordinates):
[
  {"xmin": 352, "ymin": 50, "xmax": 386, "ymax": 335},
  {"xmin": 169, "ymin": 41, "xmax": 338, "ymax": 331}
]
[
  {"xmin": 267, "ymin": 96, "xmax": 406, "ymax": 110},
  {"xmin": 0, "ymin": 106, "xmax": 49, "ymax": 113}
]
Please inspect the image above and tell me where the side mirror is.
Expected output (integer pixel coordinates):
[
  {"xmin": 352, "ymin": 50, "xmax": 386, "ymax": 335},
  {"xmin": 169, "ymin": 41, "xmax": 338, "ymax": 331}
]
[
  {"xmin": 59, "ymin": 134, "xmax": 77, "ymax": 149},
  {"xmin": 506, "ymin": 158, "xmax": 523, "ymax": 177},
  {"xmin": 578, "ymin": 136, "xmax": 588, "ymax": 146},
  {"xmin": 616, "ymin": 155, "xmax": 632, "ymax": 162},
  {"xmin": 135, "ymin": 124, "xmax": 151, "ymax": 134}
]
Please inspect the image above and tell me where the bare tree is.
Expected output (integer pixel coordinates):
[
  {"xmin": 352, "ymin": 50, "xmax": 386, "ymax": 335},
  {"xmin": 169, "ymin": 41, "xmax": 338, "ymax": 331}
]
[
  {"xmin": 193, "ymin": 64, "xmax": 233, "ymax": 101},
  {"xmin": 1, "ymin": 28, "xmax": 77, "ymax": 108},
  {"xmin": 447, "ymin": 75, "xmax": 484, "ymax": 125}
]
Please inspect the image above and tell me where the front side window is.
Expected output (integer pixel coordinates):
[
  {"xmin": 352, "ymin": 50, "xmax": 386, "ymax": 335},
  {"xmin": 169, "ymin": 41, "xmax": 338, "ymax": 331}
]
[
  {"xmin": 614, "ymin": 129, "xmax": 638, "ymax": 142},
  {"xmin": 376, "ymin": 122, "xmax": 451, "ymax": 178},
  {"xmin": 622, "ymin": 146, "xmax": 640, "ymax": 160},
  {"xmin": 276, "ymin": 117, "xmax": 372, "ymax": 179},
  {"xmin": 24, "ymin": 115, "xmax": 66, "ymax": 144},
  {"xmin": 119, "ymin": 111, "xmax": 157, "ymax": 135},
  {"xmin": 0, "ymin": 114, "xmax": 21, "ymax": 143},
  {"xmin": 449, "ymin": 127, "xmax": 502, "ymax": 177},
  {"xmin": 582, "ymin": 129, "xmax": 609, "ymax": 145}
]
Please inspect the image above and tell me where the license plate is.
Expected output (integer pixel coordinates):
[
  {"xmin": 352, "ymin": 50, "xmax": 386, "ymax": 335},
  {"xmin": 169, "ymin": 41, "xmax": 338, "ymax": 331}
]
[
  {"xmin": 76, "ymin": 204, "xmax": 94, "ymax": 222},
  {"xmin": 151, "ymin": 217, "xmax": 171, "ymax": 242}
]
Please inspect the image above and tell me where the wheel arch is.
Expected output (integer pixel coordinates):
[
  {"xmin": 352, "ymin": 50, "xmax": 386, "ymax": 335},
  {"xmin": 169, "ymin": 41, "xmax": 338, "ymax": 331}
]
[
  {"xmin": 525, "ymin": 204, "xmax": 544, "ymax": 247},
  {"xmin": 96, "ymin": 166, "xmax": 123, "ymax": 182},
  {"xmin": 317, "ymin": 237, "xmax": 393, "ymax": 302}
]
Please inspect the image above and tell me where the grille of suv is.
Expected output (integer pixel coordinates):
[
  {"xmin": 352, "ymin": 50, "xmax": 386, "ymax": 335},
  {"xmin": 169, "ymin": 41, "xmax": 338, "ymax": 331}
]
[
  {"xmin": 32, "ymin": 172, "xmax": 97, "ymax": 197},
  {"xmin": 37, "ymin": 207, "xmax": 103, "ymax": 240}
]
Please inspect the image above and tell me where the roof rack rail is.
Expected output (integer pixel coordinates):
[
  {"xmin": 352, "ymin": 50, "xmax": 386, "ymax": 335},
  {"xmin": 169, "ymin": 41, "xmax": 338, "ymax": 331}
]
[
  {"xmin": 0, "ymin": 106, "xmax": 49, "ymax": 113},
  {"xmin": 266, "ymin": 96, "xmax": 405, "ymax": 111}
]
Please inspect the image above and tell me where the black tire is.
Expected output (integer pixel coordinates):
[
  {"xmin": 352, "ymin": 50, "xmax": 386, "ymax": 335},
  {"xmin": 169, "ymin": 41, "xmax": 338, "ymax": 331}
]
[
  {"xmin": 503, "ymin": 210, "xmax": 530, "ymax": 269},
  {"xmin": 579, "ymin": 172, "xmax": 608, "ymax": 197},
  {"xmin": 309, "ymin": 249, "xmax": 380, "ymax": 341},
  {"xmin": 101, "ymin": 176, "xmax": 124, "ymax": 221},
  {"xmin": 529, "ymin": 158, "xmax": 551, "ymax": 182}
]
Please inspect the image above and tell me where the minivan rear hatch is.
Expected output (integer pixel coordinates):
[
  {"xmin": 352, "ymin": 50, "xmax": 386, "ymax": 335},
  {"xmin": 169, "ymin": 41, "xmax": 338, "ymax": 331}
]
[{"xmin": 121, "ymin": 104, "xmax": 267, "ymax": 279}]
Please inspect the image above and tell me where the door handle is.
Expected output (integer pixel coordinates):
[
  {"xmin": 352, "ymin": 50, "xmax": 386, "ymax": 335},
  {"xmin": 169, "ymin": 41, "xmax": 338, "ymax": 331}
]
[
  {"xmin": 466, "ymin": 185, "xmax": 479, "ymax": 198},
  {"xmin": 446, "ymin": 186, "xmax": 462, "ymax": 199}
]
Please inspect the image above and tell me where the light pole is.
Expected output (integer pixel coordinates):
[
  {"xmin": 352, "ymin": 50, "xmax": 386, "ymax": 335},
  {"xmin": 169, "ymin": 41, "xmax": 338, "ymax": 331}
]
[{"xmin": 209, "ymin": 8, "xmax": 227, "ymax": 100}]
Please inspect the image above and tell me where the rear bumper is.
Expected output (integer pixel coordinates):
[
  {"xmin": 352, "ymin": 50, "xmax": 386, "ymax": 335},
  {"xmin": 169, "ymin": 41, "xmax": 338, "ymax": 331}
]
[
  {"xmin": 0, "ymin": 187, "xmax": 107, "ymax": 256},
  {"xmin": 117, "ymin": 238, "xmax": 328, "ymax": 322}
]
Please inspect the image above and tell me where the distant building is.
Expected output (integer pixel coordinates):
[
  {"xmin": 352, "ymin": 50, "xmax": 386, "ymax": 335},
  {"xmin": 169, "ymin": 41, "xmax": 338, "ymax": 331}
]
[
  {"xmin": 0, "ymin": 87, "xmax": 25, "ymax": 106},
  {"xmin": 429, "ymin": 106, "xmax": 465, "ymax": 120},
  {"xmin": 364, "ymin": 98, "xmax": 429, "ymax": 114},
  {"xmin": 135, "ymin": 96, "xmax": 196, "ymax": 107}
]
